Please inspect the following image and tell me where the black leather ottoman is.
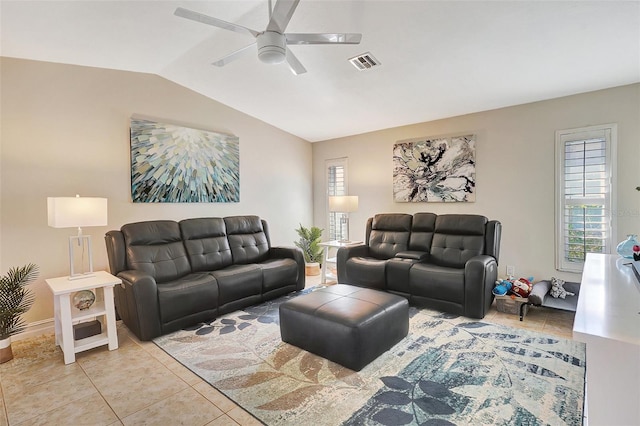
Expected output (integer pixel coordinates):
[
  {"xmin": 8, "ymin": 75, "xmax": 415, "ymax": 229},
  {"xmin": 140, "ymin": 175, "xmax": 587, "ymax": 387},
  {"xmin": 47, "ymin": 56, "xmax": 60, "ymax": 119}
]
[{"xmin": 279, "ymin": 284, "xmax": 409, "ymax": 371}]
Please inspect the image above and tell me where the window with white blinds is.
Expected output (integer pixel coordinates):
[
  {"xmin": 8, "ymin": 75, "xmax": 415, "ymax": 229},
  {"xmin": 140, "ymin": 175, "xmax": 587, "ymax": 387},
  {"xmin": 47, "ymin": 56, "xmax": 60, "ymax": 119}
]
[
  {"xmin": 326, "ymin": 158, "xmax": 348, "ymax": 241},
  {"xmin": 555, "ymin": 124, "xmax": 617, "ymax": 272}
]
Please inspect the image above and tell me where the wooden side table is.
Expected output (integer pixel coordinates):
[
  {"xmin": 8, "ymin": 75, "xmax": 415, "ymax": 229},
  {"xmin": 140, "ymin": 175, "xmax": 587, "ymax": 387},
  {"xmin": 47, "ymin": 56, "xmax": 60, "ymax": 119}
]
[
  {"xmin": 319, "ymin": 240, "xmax": 362, "ymax": 284},
  {"xmin": 45, "ymin": 270, "xmax": 121, "ymax": 364}
]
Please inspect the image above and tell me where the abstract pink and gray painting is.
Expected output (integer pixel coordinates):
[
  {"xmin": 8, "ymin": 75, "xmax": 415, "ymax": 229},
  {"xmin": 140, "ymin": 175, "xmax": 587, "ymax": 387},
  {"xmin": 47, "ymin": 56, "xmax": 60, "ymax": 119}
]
[
  {"xmin": 393, "ymin": 134, "xmax": 476, "ymax": 202},
  {"xmin": 130, "ymin": 118, "xmax": 239, "ymax": 203}
]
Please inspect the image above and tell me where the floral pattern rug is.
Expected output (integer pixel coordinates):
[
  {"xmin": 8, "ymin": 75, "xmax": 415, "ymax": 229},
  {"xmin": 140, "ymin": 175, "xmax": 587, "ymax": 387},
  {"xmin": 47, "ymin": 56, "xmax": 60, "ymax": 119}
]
[{"xmin": 154, "ymin": 289, "xmax": 585, "ymax": 425}]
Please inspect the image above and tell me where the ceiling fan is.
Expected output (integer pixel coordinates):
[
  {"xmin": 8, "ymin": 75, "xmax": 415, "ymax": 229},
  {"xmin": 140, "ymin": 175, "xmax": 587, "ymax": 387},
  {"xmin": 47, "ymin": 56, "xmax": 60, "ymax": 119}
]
[{"xmin": 174, "ymin": 0, "xmax": 362, "ymax": 75}]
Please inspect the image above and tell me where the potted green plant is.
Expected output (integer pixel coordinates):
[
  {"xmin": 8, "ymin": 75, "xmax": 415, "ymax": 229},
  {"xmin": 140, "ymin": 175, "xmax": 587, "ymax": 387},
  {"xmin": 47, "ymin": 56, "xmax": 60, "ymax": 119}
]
[
  {"xmin": 0, "ymin": 263, "xmax": 38, "ymax": 363},
  {"xmin": 294, "ymin": 224, "xmax": 324, "ymax": 276}
]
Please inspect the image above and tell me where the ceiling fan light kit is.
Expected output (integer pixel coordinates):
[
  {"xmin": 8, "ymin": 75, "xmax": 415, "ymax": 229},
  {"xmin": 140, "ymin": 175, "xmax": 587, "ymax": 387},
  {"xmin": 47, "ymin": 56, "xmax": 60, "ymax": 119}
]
[
  {"xmin": 257, "ymin": 31, "xmax": 287, "ymax": 64},
  {"xmin": 175, "ymin": 0, "xmax": 362, "ymax": 74}
]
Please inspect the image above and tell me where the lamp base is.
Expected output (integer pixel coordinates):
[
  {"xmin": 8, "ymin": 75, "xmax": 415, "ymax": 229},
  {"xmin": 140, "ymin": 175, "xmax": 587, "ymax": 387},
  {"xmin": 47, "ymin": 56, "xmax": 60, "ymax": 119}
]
[{"xmin": 68, "ymin": 234, "xmax": 95, "ymax": 278}]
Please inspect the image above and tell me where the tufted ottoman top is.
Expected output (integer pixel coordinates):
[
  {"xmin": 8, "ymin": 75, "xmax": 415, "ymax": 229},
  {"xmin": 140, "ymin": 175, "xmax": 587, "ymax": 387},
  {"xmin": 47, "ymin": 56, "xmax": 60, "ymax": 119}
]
[{"xmin": 279, "ymin": 284, "xmax": 409, "ymax": 371}]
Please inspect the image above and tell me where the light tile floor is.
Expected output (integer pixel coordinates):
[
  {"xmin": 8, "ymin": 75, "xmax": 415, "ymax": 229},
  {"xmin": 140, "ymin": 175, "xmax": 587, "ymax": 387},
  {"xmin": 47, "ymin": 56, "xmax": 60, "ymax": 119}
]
[{"xmin": 0, "ymin": 276, "xmax": 576, "ymax": 425}]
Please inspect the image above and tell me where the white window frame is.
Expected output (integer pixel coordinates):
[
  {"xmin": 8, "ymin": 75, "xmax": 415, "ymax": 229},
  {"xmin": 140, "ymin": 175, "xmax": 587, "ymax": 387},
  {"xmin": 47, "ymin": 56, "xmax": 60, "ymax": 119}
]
[
  {"xmin": 325, "ymin": 158, "xmax": 349, "ymax": 241},
  {"xmin": 555, "ymin": 123, "xmax": 617, "ymax": 272}
]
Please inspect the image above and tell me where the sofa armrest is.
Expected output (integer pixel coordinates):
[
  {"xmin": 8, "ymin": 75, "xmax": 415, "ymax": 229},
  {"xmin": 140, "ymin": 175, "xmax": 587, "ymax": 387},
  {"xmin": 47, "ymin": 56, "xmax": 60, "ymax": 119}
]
[
  {"xmin": 396, "ymin": 251, "xmax": 430, "ymax": 261},
  {"xmin": 464, "ymin": 255, "xmax": 498, "ymax": 319},
  {"xmin": 337, "ymin": 244, "xmax": 369, "ymax": 258},
  {"xmin": 270, "ymin": 246, "xmax": 306, "ymax": 290},
  {"xmin": 116, "ymin": 270, "xmax": 162, "ymax": 341},
  {"xmin": 336, "ymin": 244, "xmax": 369, "ymax": 283}
]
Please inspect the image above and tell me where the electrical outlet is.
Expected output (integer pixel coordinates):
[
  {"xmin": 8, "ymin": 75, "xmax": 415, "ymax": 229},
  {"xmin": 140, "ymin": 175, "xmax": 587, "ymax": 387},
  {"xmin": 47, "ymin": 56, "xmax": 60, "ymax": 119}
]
[{"xmin": 506, "ymin": 265, "xmax": 515, "ymax": 277}]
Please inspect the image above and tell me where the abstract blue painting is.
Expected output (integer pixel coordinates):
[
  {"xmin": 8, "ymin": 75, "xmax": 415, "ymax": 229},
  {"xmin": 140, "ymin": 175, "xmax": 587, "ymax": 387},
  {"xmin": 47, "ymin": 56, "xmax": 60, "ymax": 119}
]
[
  {"xmin": 130, "ymin": 118, "xmax": 239, "ymax": 203},
  {"xmin": 393, "ymin": 134, "xmax": 476, "ymax": 202}
]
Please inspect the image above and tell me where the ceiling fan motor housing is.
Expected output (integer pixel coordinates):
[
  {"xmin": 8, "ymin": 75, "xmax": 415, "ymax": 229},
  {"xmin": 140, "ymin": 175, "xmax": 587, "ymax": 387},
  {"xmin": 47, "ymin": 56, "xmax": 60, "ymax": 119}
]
[{"xmin": 257, "ymin": 31, "xmax": 287, "ymax": 64}]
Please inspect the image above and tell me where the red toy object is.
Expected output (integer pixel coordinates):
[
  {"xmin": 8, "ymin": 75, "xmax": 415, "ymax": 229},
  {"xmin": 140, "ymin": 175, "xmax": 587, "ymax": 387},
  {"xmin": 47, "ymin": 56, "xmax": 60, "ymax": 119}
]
[
  {"xmin": 511, "ymin": 277, "xmax": 533, "ymax": 298},
  {"xmin": 634, "ymin": 245, "xmax": 640, "ymax": 261},
  {"xmin": 633, "ymin": 245, "xmax": 640, "ymax": 252}
]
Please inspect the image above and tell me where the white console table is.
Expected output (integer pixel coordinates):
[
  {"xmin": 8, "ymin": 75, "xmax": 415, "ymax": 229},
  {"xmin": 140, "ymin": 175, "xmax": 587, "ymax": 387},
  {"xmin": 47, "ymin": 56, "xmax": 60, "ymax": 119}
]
[
  {"xmin": 46, "ymin": 271, "xmax": 120, "ymax": 364},
  {"xmin": 573, "ymin": 253, "xmax": 640, "ymax": 425}
]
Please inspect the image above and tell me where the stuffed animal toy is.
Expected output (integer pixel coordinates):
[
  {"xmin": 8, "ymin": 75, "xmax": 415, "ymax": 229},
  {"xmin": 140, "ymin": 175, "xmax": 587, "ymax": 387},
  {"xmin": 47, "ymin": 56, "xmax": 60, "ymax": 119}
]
[
  {"xmin": 549, "ymin": 277, "xmax": 575, "ymax": 299},
  {"xmin": 511, "ymin": 277, "xmax": 533, "ymax": 298},
  {"xmin": 493, "ymin": 279, "xmax": 513, "ymax": 296}
]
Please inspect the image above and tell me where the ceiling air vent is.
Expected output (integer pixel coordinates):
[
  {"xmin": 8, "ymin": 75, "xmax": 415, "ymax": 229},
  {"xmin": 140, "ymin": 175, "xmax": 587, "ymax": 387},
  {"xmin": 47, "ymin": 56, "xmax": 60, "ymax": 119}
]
[{"xmin": 349, "ymin": 52, "xmax": 381, "ymax": 71}]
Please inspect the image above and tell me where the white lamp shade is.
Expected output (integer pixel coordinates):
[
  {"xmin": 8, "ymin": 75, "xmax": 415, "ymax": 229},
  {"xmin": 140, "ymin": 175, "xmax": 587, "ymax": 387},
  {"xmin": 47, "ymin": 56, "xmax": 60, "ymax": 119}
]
[
  {"xmin": 47, "ymin": 197, "xmax": 108, "ymax": 228},
  {"xmin": 329, "ymin": 195, "xmax": 359, "ymax": 213}
]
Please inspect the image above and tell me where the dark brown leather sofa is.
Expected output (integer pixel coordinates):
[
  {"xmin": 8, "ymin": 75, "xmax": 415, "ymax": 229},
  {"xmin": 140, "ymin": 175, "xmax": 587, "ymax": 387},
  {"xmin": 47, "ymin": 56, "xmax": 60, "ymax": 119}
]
[
  {"xmin": 105, "ymin": 215, "xmax": 305, "ymax": 340},
  {"xmin": 337, "ymin": 213, "xmax": 501, "ymax": 319}
]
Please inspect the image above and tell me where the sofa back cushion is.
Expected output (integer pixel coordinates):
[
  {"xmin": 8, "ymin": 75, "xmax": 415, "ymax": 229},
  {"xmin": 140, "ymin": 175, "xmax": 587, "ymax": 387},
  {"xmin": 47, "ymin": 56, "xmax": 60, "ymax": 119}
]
[
  {"xmin": 430, "ymin": 214, "xmax": 487, "ymax": 268},
  {"xmin": 368, "ymin": 213, "xmax": 413, "ymax": 259},
  {"xmin": 180, "ymin": 218, "xmax": 233, "ymax": 272},
  {"xmin": 409, "ymin": 212, "xmax": 437, "ymax": 251},
  {"xmin": 121, "ymin": 220, "xmax": 191, "ymax": 283},
  {"xmin": 224, "ymin": 216, "xmax": 270, "ymax": 264}
]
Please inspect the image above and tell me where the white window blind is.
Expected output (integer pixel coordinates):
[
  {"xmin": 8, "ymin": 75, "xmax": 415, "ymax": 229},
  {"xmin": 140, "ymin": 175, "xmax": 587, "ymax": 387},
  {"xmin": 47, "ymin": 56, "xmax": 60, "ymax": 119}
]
[
  {"xmin": 555, "ymin": 124, "xmax": 616, "ymax": 272},
  {"xmin": 326, "ymin": 158, "xmax": 348, "ymax": 241}
]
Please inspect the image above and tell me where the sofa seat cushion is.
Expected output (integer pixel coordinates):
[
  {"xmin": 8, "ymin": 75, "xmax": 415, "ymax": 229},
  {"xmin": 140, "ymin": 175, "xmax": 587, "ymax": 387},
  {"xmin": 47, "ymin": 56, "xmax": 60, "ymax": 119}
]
[
  {"xmin": 345, "ymin": 257, "xmax": 388, "ymax": 290},
  {"xmin": 212, "ymin": 264, "xmax": 263, "ymax": 306},
  {"xmin": 260, "ymin": 258, "xmax": 299, "ymax": 292},
  {"xmin": 157, "ymin": 273, "xmax": 218, "ymax": 324},
  {"xmin": 409, "ymin": 263, "xmax": 465, "ymax": 303}
]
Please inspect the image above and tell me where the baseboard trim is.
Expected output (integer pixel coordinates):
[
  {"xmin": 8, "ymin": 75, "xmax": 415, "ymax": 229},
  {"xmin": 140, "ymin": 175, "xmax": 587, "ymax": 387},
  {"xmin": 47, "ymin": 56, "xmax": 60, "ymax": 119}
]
[{"xmin": 11, "ymin": 318, "xmax": 55, "ymax": 342}]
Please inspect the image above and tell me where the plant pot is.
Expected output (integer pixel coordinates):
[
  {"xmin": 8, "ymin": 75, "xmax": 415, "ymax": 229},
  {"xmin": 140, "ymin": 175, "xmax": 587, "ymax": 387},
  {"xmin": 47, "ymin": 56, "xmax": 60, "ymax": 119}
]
[
  {"xmin": 0, "ymin": 337, "xmax": 13, "ymax": 364},
  {"xmin": 305, "ymin": 262, "xmax": 320, "ymax": 276}
]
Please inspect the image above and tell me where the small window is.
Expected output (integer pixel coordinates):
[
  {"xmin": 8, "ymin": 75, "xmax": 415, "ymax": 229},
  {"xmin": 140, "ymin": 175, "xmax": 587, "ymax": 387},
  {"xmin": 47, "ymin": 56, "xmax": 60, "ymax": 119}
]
[
  {"xmin": 555, "ymin": 124, "xmax": 617, "ymax": 272},
  {"xmin": 326, "ymin": 158, "xmax": 348, "ymax": 241}
]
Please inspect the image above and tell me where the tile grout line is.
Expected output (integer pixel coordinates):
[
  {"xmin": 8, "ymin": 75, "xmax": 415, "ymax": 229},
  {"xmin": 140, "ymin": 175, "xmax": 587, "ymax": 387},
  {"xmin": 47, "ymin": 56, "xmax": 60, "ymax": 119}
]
[
  {"xmin": 122, "ymin": 336, "xmax": 232, "ymax": 425},
  {"xmin": 77, "ymin": 357, "xmax": 121, "ymax": 424}
]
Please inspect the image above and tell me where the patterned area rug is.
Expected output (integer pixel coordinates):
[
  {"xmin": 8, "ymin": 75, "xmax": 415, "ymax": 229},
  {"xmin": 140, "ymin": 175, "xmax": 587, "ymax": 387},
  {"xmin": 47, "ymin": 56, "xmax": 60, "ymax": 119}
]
[{"xmin": 154, "ymin": 289, "xmax": 585, "ymax": 425}]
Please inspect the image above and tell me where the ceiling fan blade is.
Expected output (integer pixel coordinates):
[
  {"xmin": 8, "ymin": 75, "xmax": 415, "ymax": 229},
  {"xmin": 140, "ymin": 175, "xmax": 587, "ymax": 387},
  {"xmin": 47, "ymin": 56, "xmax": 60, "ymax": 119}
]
[
  {"xmin": 285, "ymin": 48, "xmax": 306, "ymax": 75},
  {"xmin": 175, "ymin": 7, "xmax": 259, "ymax": 38},
  {"xmin": 212, "ymin": 42, "xmax": 257, "ymax": 67},
  {"xmin": 266, "ymin": 0, "xmax": 300, "ymax": 33},
  {"xmin": 286, "ymin": 33, "xmax": 362, "ymax": 45}
]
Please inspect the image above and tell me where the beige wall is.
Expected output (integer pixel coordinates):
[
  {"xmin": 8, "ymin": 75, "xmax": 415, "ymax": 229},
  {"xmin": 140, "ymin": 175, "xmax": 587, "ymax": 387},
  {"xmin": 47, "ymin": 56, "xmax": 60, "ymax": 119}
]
[
  {"xmin": 0, "ymin": 58, "xmax": 313, "ymax": 325},
  {"xmin": 2, "ymin": 56, "xmax": 638, "ymax": 330},
  {"xmin": 313, "ymin": 84, "xmax": 640, "ymax": 283}
]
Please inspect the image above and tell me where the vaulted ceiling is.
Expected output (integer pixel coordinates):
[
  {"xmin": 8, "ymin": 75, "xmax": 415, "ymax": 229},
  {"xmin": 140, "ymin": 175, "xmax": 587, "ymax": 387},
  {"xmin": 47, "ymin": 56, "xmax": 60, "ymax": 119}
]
[{"xmin": 2, "ymin": 1, "xmax": 639, "ymax": 142}]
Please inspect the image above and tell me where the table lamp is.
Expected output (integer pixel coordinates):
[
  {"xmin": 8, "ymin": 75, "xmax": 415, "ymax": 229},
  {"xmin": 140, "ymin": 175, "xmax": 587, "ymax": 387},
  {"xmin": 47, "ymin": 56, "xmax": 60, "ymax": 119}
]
[
  {"xmin": 47, "ymin": 195, "xmax": 108, "ymax": 280},
  {"xmin": 329, "ymin": 195, "xmax": 358, "ymax": 242}
]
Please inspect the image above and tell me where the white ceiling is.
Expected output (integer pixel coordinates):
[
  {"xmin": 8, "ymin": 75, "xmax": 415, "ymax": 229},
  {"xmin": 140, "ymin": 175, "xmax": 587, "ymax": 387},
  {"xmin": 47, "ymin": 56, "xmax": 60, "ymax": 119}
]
[{"xmin": 2, "ymin": 1, "xmax": 639, "ymax": 142}]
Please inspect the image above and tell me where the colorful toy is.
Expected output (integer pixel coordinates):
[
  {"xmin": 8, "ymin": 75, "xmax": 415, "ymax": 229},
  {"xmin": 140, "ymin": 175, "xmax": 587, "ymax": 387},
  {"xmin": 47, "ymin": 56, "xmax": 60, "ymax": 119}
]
[
  {"xmin": 493, "ymin": 279, "xmax": 512, "ymax": 296},
  {"xmin": 493, "ymin": 276, "xmax": 535, "ymax": 298},
  {"xmin": 633, "ymin": 244, "xmax": 640, "ymax": 261},
  {"xmin": 511, "ymin": 277, "xmax": 533, "ymax": 298}
]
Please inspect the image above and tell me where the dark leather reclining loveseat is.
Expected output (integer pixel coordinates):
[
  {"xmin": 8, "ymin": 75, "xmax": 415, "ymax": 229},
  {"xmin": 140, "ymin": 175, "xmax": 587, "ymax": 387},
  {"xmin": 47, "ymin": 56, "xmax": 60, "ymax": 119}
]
[
  {"xmin": 105, "ymin": 215, "xmax": 305, "ymax": 340},
  {"xmin": 337, "ymin": 213, "xmax": 501, "ymax": 319}
]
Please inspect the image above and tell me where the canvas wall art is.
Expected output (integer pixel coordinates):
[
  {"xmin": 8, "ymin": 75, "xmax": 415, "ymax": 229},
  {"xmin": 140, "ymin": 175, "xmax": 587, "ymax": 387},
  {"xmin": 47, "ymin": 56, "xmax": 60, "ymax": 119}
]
[
  {"xmin": 393, "ymin": 134, "xmax": 476, "ymax": 202},
  {"xmin": 130, "ymin": 118, "xmax": 239, "ymax": 203}
]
